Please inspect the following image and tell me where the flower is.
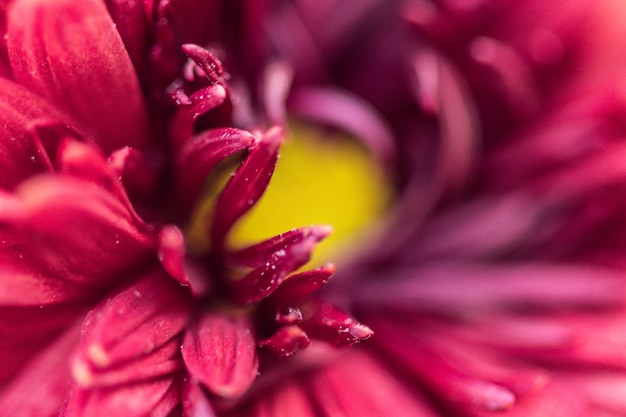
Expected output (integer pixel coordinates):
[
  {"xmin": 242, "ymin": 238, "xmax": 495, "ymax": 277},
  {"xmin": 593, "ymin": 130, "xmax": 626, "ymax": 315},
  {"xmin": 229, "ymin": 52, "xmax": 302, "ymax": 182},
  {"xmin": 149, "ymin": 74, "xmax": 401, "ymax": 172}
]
[{"xmin": 2, "ymin": 0, "xmax": 626, "ymax": 416}]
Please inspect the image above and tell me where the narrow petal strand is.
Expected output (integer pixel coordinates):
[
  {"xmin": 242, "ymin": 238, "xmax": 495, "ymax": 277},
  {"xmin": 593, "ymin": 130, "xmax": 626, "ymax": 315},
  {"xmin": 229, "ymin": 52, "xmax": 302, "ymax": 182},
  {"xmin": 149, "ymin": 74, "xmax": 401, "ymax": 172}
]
[
  {"xmin": 211, "ymin": 127, "xmax": 283, "ymax": 247},
  {"xmin": 7, "ymin": 0, "xmax": 150, "ymax": 151},
  {"xmin": 182, "ymin": 312, "xmax": 258, "ymax": 398}
]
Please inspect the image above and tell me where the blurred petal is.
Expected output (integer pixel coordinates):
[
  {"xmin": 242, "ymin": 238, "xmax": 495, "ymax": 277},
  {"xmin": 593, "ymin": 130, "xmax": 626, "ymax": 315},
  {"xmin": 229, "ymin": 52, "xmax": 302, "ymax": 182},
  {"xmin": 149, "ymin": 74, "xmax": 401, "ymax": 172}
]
[
  {"xmin": 0, "ymin": 176, "xmax": 156, "ymax": 305},
  {"xmin": 7, "ymin": 0, "xmax": 150, "ymax": 151},
  {"xmin": 0, "ymin": 319, "xmax": 80, "ymax": 417},
  {"xmin": 0, "ymin": 78, "xmax": 70, "ymax": 190}
]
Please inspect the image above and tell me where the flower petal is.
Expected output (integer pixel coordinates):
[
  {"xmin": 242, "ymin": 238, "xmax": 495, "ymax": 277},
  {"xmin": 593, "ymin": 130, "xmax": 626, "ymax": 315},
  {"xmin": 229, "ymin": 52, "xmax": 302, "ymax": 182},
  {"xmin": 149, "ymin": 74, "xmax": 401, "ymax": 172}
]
[
  {"xmin": 62, "ymin": 376, "xmax": 181, "ymax": 417},
  {"xmin": 182, "ymin": 312, "xmax": 258, "ymax": 398},
  {"xmin": 0, "ymin": 176, "xmax": 156, "ymax": 305},
  {"xmin": 174, "ymin": 127, "xmax": 255, "ymax": 214},
  {"xmin": 228, "ymin": 227, "xmax": 332, "ymax": 304},
  {"xmin": 311, "ymin": 351, "xmax": 439, "ymax": 417},
  {"xmin": 7, "ymin": 0, "xmax": 150, "ymax": 151},
  {"xmin": 73, "ymin": 270, "xmax": 190, "ymax": 372},
  {"xmin": 211, "ymin": 127, "xmax": 283, "ymax": 247},
  {"xmin": 0, "ymin": 318, "xmax": 81, "ymax": 416},
  {"xmin": 0, "ymin": 78, "xmax": 70, "ymax": 190}
]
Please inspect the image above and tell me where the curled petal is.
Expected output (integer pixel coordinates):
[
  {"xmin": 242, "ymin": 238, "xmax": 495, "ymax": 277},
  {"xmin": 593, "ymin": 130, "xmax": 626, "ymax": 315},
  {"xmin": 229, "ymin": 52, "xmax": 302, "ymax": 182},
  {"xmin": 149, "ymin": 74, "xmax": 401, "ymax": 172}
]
[
  {"xmin": 269, "ymin": 264, "xmax": 335, "ymax": 304},
  {"xmin": 259, "ymin": 325, "xmax": 311, "ymax": 358},
  {"xmin": 182, "ymin": 312, "xmax": 258, "ymax": 398},
  {"xmin": 182, "ymin": 44, "xmax": 228, "ymax": 84},
  {"xmin": 300, "ymin": 301, "xmax": 373, "ymax": 347},
  {"xmin": 229, "ymin": 227, "xmax": 332, "ymax": 304},
  {"xmin": 8, "ymin": 0, "xmax": 150, "ymax": 151},
  {"xmin": 174, "ymin": 127, "xmax": 255, "ymax": 213},
  {"xmin": 169, "ymin": 85, "xmax": 228, "ymax": 146},
  {"xmin": 229, "ymin": 226, "xmax": 332, "ymax": 268},
  {"xmin": 211, "ymin": 127, "xmax": 283, "ymax": 247}
]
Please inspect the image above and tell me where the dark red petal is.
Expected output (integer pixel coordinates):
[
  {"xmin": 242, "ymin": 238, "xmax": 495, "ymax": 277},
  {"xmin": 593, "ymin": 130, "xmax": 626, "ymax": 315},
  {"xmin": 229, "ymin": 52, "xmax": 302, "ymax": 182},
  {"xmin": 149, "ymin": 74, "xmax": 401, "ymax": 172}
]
[
  {"xmin": 0, "ymin": 176, "xmax": 156, "ymax": 305},
  {"xmin": 246, "ymin": 379, "xmax": 318, "ymax": 417},
  {"xmin": 62, "ymin": 376, "xmax": 181, "ymax": 417},
  {"xmin": 8, "ymin": 0, "xmax": 150, "ymax": 151},
  {"xmin": 228, "ymin": 228, "xmax": 332, "ymax": 304},
  {"xmin": 182, "ymin": 44, "xmax": 227, "ymax": 85},
  {"xmin": 229, "ymin": 226, "xmax": 332, "ymax": 268},
  {"xmin": 259, "ymin": 325, "xmax": 311, "ymax": 358},
  {"xmin": 174, "ymin": 127, "xmax": 255, "ymax": 214},
  {"xmin": 169, "ymin": 84, "xmax": 228, "ymax": 146},
  {"xmin": 182, "ymin": 312, "xmax": 258, "ymax": 398},
  {"xmin": 0, "ymin": 78, "xmax": 70, "ymax": 190},
  {"xmin": 74, "ymin": 270, "xmax": 191, "ymax": 372},
  {"xmin": 211, "ymin": 127, "xmax": 283, "ymax": 248},
  {"xmin": 109, "ymin": 146, "xmax": 160, "ymax": 202},
  {"xmin": 269, "ymin": 264, "xmax": 335, "ymax": 304},
  {"xmin": 104, "ymin": 0, "xmax": 151, "ymax": 76},
  {"xmin": 300, "ymin": 301, "xmax": 373, "ymax": 347}
]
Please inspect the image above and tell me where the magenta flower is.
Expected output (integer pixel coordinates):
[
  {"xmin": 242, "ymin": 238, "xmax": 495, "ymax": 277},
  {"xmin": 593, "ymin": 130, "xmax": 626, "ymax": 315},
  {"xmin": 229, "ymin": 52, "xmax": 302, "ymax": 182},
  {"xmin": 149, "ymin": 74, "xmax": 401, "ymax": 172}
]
[{"xmin": 3, "ymin": 0, "xmax": 626, "ymax": 416}]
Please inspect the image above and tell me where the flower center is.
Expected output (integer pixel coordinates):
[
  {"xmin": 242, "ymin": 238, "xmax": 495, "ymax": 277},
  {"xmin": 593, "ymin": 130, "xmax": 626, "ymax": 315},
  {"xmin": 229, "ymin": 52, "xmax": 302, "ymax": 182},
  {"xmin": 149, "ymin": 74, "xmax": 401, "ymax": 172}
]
[{"xmin": 229, "ymin": 123, "xmax": 392, "ymax": 265}]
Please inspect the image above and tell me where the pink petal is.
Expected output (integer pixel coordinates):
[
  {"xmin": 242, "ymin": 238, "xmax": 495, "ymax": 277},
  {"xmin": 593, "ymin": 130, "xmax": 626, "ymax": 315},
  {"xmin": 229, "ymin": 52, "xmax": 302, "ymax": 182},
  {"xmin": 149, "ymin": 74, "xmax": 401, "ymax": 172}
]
[
  {"xmin": 311, "ymin": 350, "xmax": 439, "ymax": 417},
  {"xmin": 300, "ymin": 300, "xmax": 373, "ymax": 347},
  {"xmin": 158, "ymin": 225, "xmax": 190, "ymax": 286},
  {"xmin": 74, "ymin": 270, "xmax": 191, "ymax": 372},
  {"xmin": 182, "ymin": 378, "xmax": 217, "ymax": 417},
  {"xmin": 370, "ymin": 318, "xmax": 516, "ymax": 413},
  {"xmin": 0, "ymin": 304, "xmax": 87, "ymax": 385},
  {"xmin": 8, "ymin": 0, "xmax": 150, "ymax": 151},
  {"xmin": 62, "ymin": 376, "xmax": 181, "ymax": 417},
  {"xmin": 0, "ymin": 78, "xmax": 70, "ymax": 190},
  {"xmin": 245, "ymin": 380, "xmax": 318, "ymax": 417},
  {"xmin": 0, "ymin": 319, "xmax": 80, "ymax": 417},
  {"xmin": 72, "ymin": 338, "xmax": 183, "ymax": 389},
  {"xmin": 182, "ymin": 312, "xmax": 258, "ymax": 398},
  {"xmin": 211, "ymin": 127, "xmax": 283, "ymax": 247},
  {"xmin": 0, "ymin": 176, "xmax": 156, "ymax": 305}
]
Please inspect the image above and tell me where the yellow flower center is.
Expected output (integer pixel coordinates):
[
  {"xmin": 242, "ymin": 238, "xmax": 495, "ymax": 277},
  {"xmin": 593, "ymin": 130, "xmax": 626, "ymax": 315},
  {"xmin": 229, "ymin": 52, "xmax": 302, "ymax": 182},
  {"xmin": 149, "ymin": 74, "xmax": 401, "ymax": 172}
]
[{"xmin": 230, "ymin": 123, "xmax": 392, "ymax": 266}]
